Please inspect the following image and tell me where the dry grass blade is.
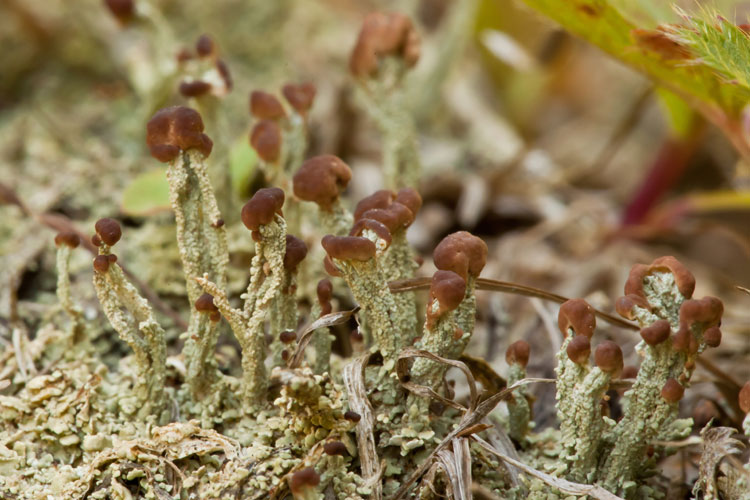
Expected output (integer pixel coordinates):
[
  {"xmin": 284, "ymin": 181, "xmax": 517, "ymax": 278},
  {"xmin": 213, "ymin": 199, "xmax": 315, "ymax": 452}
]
[
  {"xmin": 695, "ymin": 426, "xmax": 745, "ymax": 498},
  {"xmin": 388, "ymin": 278, "xmax": 638, "ymax": 331},
  {"xmin": 397, "ymin": 348, "xmax": 479, "ymax": 412},
  {"xmin": 434, "ymin": 440, "xmax": 471, "ymax": 500},
  {"xmin": 471, "ymin": 436, "xmax": 625, "ymax": 500},
  {"xmin": 288, "ymin": 307, "xmax": 359, "ymax": 368},
  {"xmin": 391, "ymin": 348, "xmax": 553, "ymax": 500},
  {"xmin": 737, "ymin": 285, "xmax": 750, "ymax": 296},
  {"xmin": 342, "ymin": 354, "xmax": 382, "ymax": 500}
]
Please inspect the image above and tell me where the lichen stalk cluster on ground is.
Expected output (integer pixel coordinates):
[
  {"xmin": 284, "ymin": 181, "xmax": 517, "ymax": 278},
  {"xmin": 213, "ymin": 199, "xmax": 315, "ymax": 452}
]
[{"xmin": 2, "ymin": 5, "xmax": 750, "ymax": 500}]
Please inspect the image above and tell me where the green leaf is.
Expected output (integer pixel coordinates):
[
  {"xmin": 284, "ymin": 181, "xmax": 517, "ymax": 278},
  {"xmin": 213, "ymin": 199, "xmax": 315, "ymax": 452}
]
[
  {"xmin": 229, "ymin": 136, "xmax": 258, "ymax": 196},
  {"xmin": 121, "ymin": 168, "xmax": 171, "ymax": 216},
  {"xmin": 654, "ymin": 88, "xmax": 698, "ymax": 139},
  {"xmin": 515, "ymin": 0, "xmax": 750, "ymax": 157}
]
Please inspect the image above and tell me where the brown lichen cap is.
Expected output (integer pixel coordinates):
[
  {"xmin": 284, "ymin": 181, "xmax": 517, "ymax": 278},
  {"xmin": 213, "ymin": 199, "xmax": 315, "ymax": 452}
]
[
  {"xmin": 433, "ymin": 231, "xmax": 488, "ymax": 280},
  {"xmin": 349, "ymin": 218, "xmax": 393, "ymax": 248},
  {"xmin": 283, "ymin": 234, "xmax": 308, "ymax": 272},
  {"xmin": 349, "ymin": 12, "xmax": 420, "ymax": 78},
  {"xmin": 344, "ymin": 410, "xmax": 361, "ymax": 422},
  {"xmin": 179, "ymin": 80, "xmax": 212, "ymax": 98},
  {"xmin": 95, "ymin": 218, "xmax": 122, "ymax": 246},
  {"xmin": 321, "ymin": 235, "xmax": 376, "ymax": 262},
  {"xmin": 241, "ymin": 187, "xmax": 285, "ymax": 231},
  {"xmin": 250, "ymin": 120, "xmax": 282, "ymax": 163},
  {"xmin": 395, "ymin": 187, "xmax": 422, "ymax": 216},
  {"xmin": 146, "ymin": 106, "xmax": 213, "ymax": 162},
  {"xmin": 618, "ymin": 257, "xmax": 696, "ymax": 320},
  {"xmin": 323, "ymin": 441, "xmax": 348, "ymax": 456},
  {"xmin": 360, "ymin": 203, "xmax": 414, "ymax": 233},
  {"xmin": 104, "ymin": 0, "xmax": 134, "ymax": 24},
  {"xmin": 317, "ymin": 278, "xmax": 333, "ymax": 316},
  {"xmin": 594, "ymin": 341, "xmax": 624, "ymax": 376},
  {"xmin": 250, "ymin": 91, "xmax": 286, "ymax": 120},
  {"xmin": 195, "ymin": 293, "xmax": 218, "ymax": 313},
  {"xmin": 506, "ymin": 340, "xmax": 530, "ymax": 368},
  {"xmin": 640, "ymin": 319, "xmax": 671, "ymax": 346},
  {"xmin": 557, "ymin": 298, "xmax": 596, "ymax": 338},
  {"xmin": 739, "ymin": 381, "xmax": 750, "ymax": 414},
  {"xmin": 566, "ymin": 335, "xmax": 591, "ymax": 365},
  {"xmin": 429, "ymin": 270, "xmax": 466, "ymax": 314},
  {"xmin": 279, "ymin": 330, "xmax": 297, "ymax": 343},
  {"xmin": 292, "ymin": 155, "xmax": 352, "ymax": 211},
  {"xmin": 282, "ymin": 82, "xmax": 316, "ymax": 115},
  {"xmin": 673, "ymin": 296, "xmax": 723, "ymax": 353},
  {"xmin": 354, "ymin": 190, "xmax": 394, "ymax": 220},
  {"xmin": 289, "ymin": 467, "xmax": 320, "ymax": 493},
  {"xmin": 661, "ymin": 378, "xmax": 685, "ymax": 403},
  {"xmin": 195, "ymin": 34, "xmax": 215, "ymax": 58},
  {"xmin": 703, "ymin": 326, "xmax": 722, "ymax": 348},
  {"xmin": 217, "ymin": 59, "xmax": 232, "ymax": 91},
  {"xmin": 54, "ymin": 231, "xmax": 80, "ymax": 248},
  {"xmin": 323, "ymin": 255, "xmax": 343, "ymax": 277},
  {"xmin": 93, "ymin": 255, "xmax": 111, "ymax": 273}
]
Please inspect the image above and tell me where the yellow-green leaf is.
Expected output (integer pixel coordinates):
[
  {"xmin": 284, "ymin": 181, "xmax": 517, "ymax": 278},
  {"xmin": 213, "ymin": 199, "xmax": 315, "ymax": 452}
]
[
  {"xmin": 121, "ymin": 168, "xmax": 170, "ymax": 216},
  {"xmin": 229, "ymin": 136, "xmax": 258, "ymax": 196}
]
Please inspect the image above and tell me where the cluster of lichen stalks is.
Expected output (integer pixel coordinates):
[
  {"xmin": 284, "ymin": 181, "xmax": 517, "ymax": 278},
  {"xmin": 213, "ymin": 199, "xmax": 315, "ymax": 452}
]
[{"xmin": 30, "ymin": 8, "xmax": 750, "ymax": 500}]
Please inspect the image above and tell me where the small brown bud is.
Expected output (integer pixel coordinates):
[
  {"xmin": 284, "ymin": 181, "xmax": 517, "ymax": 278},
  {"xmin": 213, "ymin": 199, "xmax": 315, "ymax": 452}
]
[
  {"xmin": 594, "ymin": 341, "xmax": 624, "ymax": 376},
  {"xmin": 354, "ymin": 190, "xmax": 394, "ymax": 220},
  {"xmin": 505, "ymin": 340, "xmax": 530, "ymax": 368},
  {"xmin": 250, "ymin": 120, "xmax": 282, "ymax": 163},
  {"xmin": 323, "ymin": 441, "xmax": 347, "ymax": 456},
  {"xmin": 104, "ymin": 0, "xmax": 134, "ymax": 24},
  {"xmin": 195, "ymin": 34, "xmax": 215, "ymax": 57},
  {"xmin": 566, "ymin": 335, "xmax": 591, "ymax": 365},
  {"xmin": 703, "ymin": 326, "xmax": 722, "ymax": 348},
  {"xmin": 322, "ymin": 235, "xmax": 376, "ymax": 262},
  {"xmin": 282, "ymin": 82, "xmax": 316, "ymax": 114},
  {"xmin": 429, "ymin": 270, "xmax": 466, "ymax": 314},
  {"xmin": 281, "ymin": 349, "xmax": 290, "ymax": 361},
  {"xmin": 283, "ymin": 234, "xmax": 308, "ymax": 272},
  {"xmin": 92, "ymin": 234, "xmax": 102, "ymax": 247},
  {"xmin": 558, "ymin": 298, "xmax": 596, "ymax": 338},
  {"xmin": 93, "ymin": 255, "xmax": 110, "ymax": 273},
  {"xmin": 433, "ymin": 231, "xmax": 488, "ymax": 280},
  {"xmin": 739, "ymin": 381, "xmax": 750, "ymax": 413},
  {"xmin": 249, "ymin": 91, "xmax": 286, "ymax": 120},
  {"xmin": 107, "ymin": 254, "xmax": 118, "ymax": 264},
  {"xmin": 179, "ymin": 80, "xmax": 212, "ymax": 98},
  {"xmin": 195, "ymin": 293, "xmax": 218, "ymax": 313},
  {"xmin": 146, "ymin": 106, "xmax": 213, "ymax": 162},
  {"xmin": 661, "ymin": 378, "xmax": 684, "ymax": 403},
  {"xmin": 54, "ymin": 231, "xmax": 80, "ymax": 248},
  {"xmin": 95, "ymin": 218, "xmax": 122, "ymax": 246},
  {"xmin": 292, "ymin": 155, "xmax": 352, "ymax": 211},
  {"xmin": 344, "ymin": 410, "xmax": 361, "ymax": 422},
  {"xmin": 640, "ymin": 319, "xmax": 671, "ymax": 346},
  {"xmin": 279, "ymin": 330, "xmax": 297, "ymax": 344},
  {"xmin": 241, "ymin": 187, "xmax": 285, "ymax": 231},
  {"xmin": 290, "ymin": 467, "xmax": 320, "ymax": 493},
  {"xmin": 317, "ymin": 279, "xmax": 333, "ymax": 316}
]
